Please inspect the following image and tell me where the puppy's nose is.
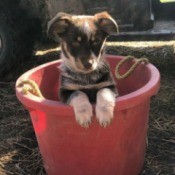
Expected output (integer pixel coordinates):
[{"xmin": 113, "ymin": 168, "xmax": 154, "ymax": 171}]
[{"xmin": 84, "ymin": 61, "xmax": 92, "ymax": 69}]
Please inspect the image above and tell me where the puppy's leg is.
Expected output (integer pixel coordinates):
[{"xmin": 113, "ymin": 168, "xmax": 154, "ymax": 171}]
[
  {"xmin": 69, "ymin": 91, "xmax": 93, "ymax": 128},
  {"xmin": 96, "ymin": 88, "xmax": 116, "ymax": 127}
]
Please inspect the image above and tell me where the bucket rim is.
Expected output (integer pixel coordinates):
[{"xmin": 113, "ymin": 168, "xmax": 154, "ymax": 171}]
[{"xmin": 16, "ymin": 55, "xmax": 160, "ymax": 113}]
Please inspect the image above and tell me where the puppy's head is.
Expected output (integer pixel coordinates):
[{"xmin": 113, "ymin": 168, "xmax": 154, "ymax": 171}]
[{"xmin": 48, "ymin": 12, "xmax": 118, "ymax": 73}]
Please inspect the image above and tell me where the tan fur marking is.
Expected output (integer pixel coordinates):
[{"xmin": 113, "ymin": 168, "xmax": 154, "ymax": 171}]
[
  {"xmin": 94, "ymin": 11, "xmax": 111, "ymax": 21},
  {"xmin": 77, "ymin": 36, "xmax": 82, "ymax": 42},
  {"xmin": 91, "ymin": 35, "xmax": 95, "ymax": 41}
]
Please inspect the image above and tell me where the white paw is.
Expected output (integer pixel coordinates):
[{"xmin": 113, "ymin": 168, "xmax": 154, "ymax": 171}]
[
  {"xmin": 74, "ymin": 104, "xmax": 93, "ymax": 128},
  {"xmin": 69, "ymin": 91, "xmax": 93, "ymax": 128},
  {"xmin": 96, "ymin": 105, "xmax": 114, "ymax": 128},
  {"xmin": 96, "ymin": 88, "xmax": 116, "ymax": 128}
]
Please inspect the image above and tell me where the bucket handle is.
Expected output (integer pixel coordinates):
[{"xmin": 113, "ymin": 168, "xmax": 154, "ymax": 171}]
[
  {"xmin": 17, "ymin": 80, "xmax": 44, "ymax": 98},
  {"xmin": 115, "ymin": 56, "xmax": 149, "ymax": 80}
]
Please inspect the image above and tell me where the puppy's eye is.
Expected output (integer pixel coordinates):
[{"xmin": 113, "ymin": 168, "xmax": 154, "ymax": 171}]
[
  {"xmin": 77, "ymin": 36, "xmax": 82, "ymax": 42},
  {"xmin": 72, "ymin": 36, "xmax": 82, "ymax": 47}
]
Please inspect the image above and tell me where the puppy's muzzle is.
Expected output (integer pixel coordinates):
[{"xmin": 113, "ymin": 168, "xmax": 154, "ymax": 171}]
[
  {"xmin": 81, "ymin": 58, "xmax": 95, "ymax": 70},
  {"xmin": 83, "ymin": 60, "xmax": 93, "ymax": 69}
]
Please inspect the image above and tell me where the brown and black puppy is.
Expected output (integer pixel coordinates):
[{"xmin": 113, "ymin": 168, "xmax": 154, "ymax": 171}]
[{"xmin": 48, "ymin": 11, "xmax": 118, "ymax": 128}]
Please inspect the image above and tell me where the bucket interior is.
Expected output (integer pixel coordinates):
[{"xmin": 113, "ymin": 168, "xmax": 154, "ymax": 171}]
[{"xmin": 29, "ymin": 56, "xmax": 151, "ymax": 101}]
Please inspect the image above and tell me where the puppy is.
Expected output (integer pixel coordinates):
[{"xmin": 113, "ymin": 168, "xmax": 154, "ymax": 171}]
[{"xmin": 48, "ymin": 11, "xmax": 118, "ymax": 128}]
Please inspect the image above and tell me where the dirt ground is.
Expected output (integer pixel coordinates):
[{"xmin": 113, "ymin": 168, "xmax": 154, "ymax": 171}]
[{"xmin": 0, "ymin": 40, "xmax": 175, "ymax": 175}]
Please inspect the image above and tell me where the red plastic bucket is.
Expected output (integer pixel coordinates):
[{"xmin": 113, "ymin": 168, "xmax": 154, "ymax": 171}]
[{"xmin": 16, "ymin": 55, "xmax": 160, "ymax": 175}]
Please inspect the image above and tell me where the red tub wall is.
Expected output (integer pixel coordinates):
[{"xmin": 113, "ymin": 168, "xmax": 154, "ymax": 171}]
[{"xmin": 30, "ymin": 100, "xmax": 149, "ymax": 175}]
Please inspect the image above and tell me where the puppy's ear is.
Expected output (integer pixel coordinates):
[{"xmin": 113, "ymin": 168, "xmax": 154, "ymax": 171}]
[
  {"xmin": 95, "ymin": 11, "xmax": 119, "ymax": 35},
  {"xmin": 47, "ymin": 12, "xmax": 72, "ymax": 36}
]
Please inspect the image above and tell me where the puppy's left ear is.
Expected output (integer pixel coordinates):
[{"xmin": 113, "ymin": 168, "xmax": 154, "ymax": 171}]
[{"xmin": 95, "ymin": 11, "xmax": 119, "ymax": 35}]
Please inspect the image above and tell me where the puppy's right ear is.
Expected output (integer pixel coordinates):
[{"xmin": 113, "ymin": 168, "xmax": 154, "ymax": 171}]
[
  {"xmin": 47, "ymin": 12, "xmax": 72, "ymax": 36},
  {"xmin": 95, "ymin": 11, "xmax": 118, "ymax": 35}
]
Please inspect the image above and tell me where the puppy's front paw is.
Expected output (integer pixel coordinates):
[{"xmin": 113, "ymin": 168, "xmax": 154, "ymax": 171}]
[
  {"xmin": 74, "ymin": 104, "xmax": 93, "ymax": 128},
  {"xmin": 96, "ymin": 105, "xmax": 114, "ymax": 128},
  {"xmin": 69, "ymin": 91, "xmax": 93, "ymax": 128},
  {"xmin": 96, "ymin": 88, "xmax": 116, "ymax": 128}
]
